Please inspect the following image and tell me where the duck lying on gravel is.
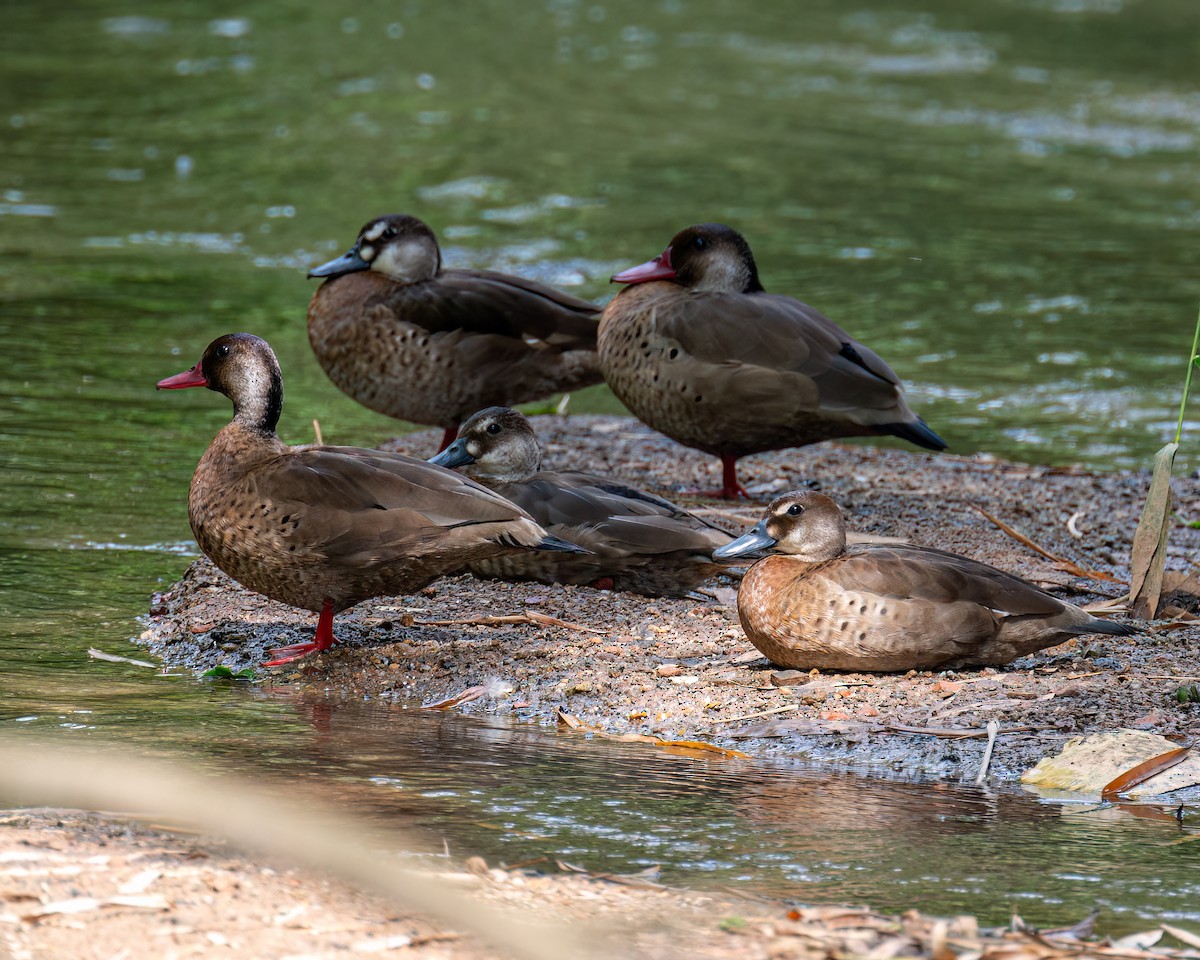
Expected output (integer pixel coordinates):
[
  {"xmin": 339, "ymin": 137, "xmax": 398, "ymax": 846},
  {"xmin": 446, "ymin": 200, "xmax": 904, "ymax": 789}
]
[
  {"xmin": 307, "ymin": 213, "xmax": 603, "ymax": 451},
  {"xmin": 157, "ymin": 333, "xmax": 580, "ymax": 666},
  {"xmin": 428, "ymin": 406, "xmax": 738, "ymax": 596},
  {"xmin": 598, "ymin": 223, "xmax": 945, "ymax": 499},
  {"xmin": 713, "ymin": 490, "xmax": 1135, "ymax": 671}
]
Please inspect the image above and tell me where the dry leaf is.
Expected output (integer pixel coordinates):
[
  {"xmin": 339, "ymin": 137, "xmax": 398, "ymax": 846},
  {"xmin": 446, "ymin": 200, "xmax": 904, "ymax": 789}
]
[
  {"xmin": 421, "ymin": 685, "xmax": 487, "ymax": 710},
  {"xmin": 1102, "ymin": 747, "xmax": 1191, "ymax": 800},
  {"xmin": 555, "ymin": 709, "xmax": 746, "ymax": 757},
  {"xmin": 1129, "ymin": 442, "xmax": 1178, "ymax": 619},
  {"xmin": 1112, "ymin": 929, "xmax": 1164, "ymax": 950},
  {"xmin": 1022, "ymin": 728, "xmax": 1200, "ymax": 797},
  {"xmin": 1162, "ymin": 924, "xmax": 1200, "ymax": 950}
]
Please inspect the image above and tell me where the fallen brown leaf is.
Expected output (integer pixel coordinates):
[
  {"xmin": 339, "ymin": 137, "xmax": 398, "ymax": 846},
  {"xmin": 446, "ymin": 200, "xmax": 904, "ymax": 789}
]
[
  {"xmin": 1101, "ymin": 746, "xmax": 1191, "ymax": 801},
  {"xmin": 1129, "ymin": 442, "xmax": 1178, "ymax": 618},
  {"xmin": 422, "ymin": 685, "xmax": 488, "ymax": 710}
]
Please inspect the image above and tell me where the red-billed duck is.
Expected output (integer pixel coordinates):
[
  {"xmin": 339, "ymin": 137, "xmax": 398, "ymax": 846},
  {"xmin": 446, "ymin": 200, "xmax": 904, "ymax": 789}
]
[
  {"xmin": 598, "ymin": 223, "xmax": 946, "ymax": 498},
  {"xmin": 157, "ymin": 333, "xmax": 580, "ymax": 666}
]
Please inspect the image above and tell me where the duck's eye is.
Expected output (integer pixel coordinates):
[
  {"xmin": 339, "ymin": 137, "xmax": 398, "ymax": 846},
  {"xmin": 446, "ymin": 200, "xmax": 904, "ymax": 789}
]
[
  {"xmin": 216, "ymin": 344, "xmax": 230, "ymax": 358},
  {"xmin": 692, "ymin": 236, "xmax": 707, "ymax": 250},
  {"xmin": 485, "ymin": 423, "xmax": 502, "ymax": 435},
  {"xmin": 786, "ymin": 503, "xmax": 804, "ymax": 516},
  {"xmin": 383, "ymin": 226, "xmax": 397, "ymax": 239}
]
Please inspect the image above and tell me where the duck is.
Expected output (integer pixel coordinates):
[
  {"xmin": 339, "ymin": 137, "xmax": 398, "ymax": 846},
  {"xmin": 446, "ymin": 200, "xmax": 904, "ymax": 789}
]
[
  {"xmin": 597, "ymin": 223, "xmax": 946, "ymax": 499},
  {"xmin": 427, "ymin": 406, "xmax": 738, "ymax": 596},
  {"xmin": 306, "ymin": 214, "xmax": 604, "ymax": 451},
  {"xmin": 157, "ymin": 333, "xmax": 581, "ymax": 666},
  {"xmin": 712, "ymin": 490, "xmax": 1136, "ymax": 671}
]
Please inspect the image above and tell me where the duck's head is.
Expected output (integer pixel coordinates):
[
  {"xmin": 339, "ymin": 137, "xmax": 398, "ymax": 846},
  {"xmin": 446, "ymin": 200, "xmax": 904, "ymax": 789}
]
[
  {"xmin": 611, "ymin": 223, "xmax": 763, "ymax": 294},
  {"xmin": 712, "ymin": 490, "xmax": 846, "ymax": 562},
  {"xmin": 308, "ymin": 214, "xmax": 441, "ymax": 284},
  {"xmin": 157, "ymin": 333, "xmax": 283, "ymax": 432},
  {"xmin": 427, "ymin": 406, "xmax": 541, "ymax": 482}
]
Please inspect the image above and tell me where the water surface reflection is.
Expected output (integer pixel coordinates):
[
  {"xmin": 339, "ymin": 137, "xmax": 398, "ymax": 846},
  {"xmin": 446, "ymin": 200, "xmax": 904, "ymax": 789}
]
[{"xmin": 156, "ymin": 689, "xmax": 1200, "ymax": 935}]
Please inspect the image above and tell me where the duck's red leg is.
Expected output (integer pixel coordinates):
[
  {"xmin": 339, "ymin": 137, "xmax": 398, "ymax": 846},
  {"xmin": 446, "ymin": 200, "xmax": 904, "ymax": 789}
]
[
  {"xmin": 686, "ymin": 455, "xmax": 750, "ymax": 500},
  {"xmin": 263, "ymin": 599, "xmax": 337, "ymax": 666},
  {"xmin": 438, "ymin": 424, "xmax": 460, "ymax": 452},
  {"xmin": 718, "ymin": 455, "xmax": 750, "ymax": 499}
]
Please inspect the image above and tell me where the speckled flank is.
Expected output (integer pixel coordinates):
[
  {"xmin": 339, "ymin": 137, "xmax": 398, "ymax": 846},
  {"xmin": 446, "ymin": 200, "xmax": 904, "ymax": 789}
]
[
  {"xmin": 306, "ymin": 215, "xmax": 602, "ymax": 433},
  {"xmin": 730, "ymin": 491, "xmax": 1135, "ymax": 672},
  {"xmin": 174, "ymin": 334, "xmax": 562, "ymax": 628}
]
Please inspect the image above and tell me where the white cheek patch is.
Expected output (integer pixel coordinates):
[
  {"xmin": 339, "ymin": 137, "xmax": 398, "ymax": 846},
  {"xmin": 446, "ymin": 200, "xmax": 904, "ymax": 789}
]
[
  {"xmin": 363, "ymin": 221, "xmax": 387, "ymax": 242},
  {"xmin": 359, "ymin": 243, "xmax": 376, "ymax": 263}
]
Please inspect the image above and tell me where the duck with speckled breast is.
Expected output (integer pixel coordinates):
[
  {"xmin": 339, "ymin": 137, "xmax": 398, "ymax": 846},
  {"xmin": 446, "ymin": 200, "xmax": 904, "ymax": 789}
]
[
  {"xmin": 427, "ymin": 405, "xmax": 738, "ymax": 596},
  {"xmin": 713, "ymin": 490, "xmax": 1136, "ymax": 672},
  {"xmin": 157, "ymin": 333, "xmax": 582, "ymax": 666},
  {"xmin": 307, "ymin": 214, "xmax": 604, "ymax": 452},
  {"xmin": 598, "ymin": 223, "xmax": 946, "ymax": 499}
]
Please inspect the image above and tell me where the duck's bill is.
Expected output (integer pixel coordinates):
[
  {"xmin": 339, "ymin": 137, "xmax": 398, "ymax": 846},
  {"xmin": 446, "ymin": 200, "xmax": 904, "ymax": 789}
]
[
  {"xmin": 307, "ymin": 248, "xmax": 370, "ymax": 278},
  {"xmin": 611, "ymin": 250, "xmax": 676, "ymax": 284},
  {"xmin": 712, "ymin": 527, "xmax": 777, "ymax": 560},
  {"xmin": 156, "ymin": 364, "xmax": 207, "ymax": 390},
  {"xmin": 427, "ymin": 439, "xmax": 475, "ymax": 469}
]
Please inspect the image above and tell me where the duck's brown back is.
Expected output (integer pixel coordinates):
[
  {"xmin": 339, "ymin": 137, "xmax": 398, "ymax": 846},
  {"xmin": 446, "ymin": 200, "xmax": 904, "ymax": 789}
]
[
  {"xmin": 308, "ymin": 270, "xmax": 602, "ymax": 428},
  {"xmin": 598, "ymin": 283, "xmax": 921, "ymax": 458}
]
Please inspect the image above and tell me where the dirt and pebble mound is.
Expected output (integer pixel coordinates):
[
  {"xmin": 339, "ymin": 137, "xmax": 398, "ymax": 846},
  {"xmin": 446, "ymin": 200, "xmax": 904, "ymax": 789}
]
[{"xmin": 140, "ymin": 415, "xmax": 1200, "ymax": 784}]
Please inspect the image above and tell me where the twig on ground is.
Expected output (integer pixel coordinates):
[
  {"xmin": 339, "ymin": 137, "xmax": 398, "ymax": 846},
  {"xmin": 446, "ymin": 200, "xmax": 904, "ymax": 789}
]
[
  {"xmin": 887, "ymin": 723, "xmax": 1042, "ymax": 739},
  {"xmin": 87, "ymin": 648, "xmax": 158, "ymax": 668},
  {"xmin": 414, "ymin": 612, "xmax": 606, "ymax": 634},
  {"xmin": 975, "ymin": 720, "xmax": 1000, "ymax": 784},
  {"xmin": 1067, "ymin": 511, "xmax": 1086, "ymax": 539},
  {"xmin": 972, "ymin": 505, "xmax": 1125, "ymax": 584},
  {"xmin": 710, "ymin": 704, "xmax": 801, "ymax": 725}
]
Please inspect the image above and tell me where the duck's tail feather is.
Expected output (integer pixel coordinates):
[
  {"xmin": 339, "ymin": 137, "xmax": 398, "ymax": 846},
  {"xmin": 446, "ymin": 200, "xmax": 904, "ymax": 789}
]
[
  {"xmin": 536, "ymin": 534, "xmax": 589, "ymax": 554},
  {"xmin": 880, "ymin": 417, "xmax": 947, "ymax": 452},
  {"xmin": 1081, "ymin": 617, "xmax": 1138, "ymax": 637}
]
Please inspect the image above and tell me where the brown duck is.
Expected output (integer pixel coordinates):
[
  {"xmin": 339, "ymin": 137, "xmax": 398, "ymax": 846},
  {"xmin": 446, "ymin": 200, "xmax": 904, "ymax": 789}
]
[
  {"xmin": 598, "ymin": 223, "xmax": 946, "ymax": 499},
  {"xmin": 713, "ymin": 491, "xmax": 1135, "ymax": 671},
  {"xmin": 157, "ymin": 334, "xmax": 580, "ymax": 666},
  {"xmin": 428, "ymin": 406, "xmax": 737, "ymax": 596},
  {"xmin": 307, "ymin": 214, "xmax": 604, "ymax": 451}
]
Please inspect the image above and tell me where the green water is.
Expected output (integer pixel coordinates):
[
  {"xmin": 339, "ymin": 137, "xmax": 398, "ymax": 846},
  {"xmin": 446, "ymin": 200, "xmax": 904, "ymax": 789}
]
[{"xmin": 2, "ymin": 0, "xmax": 1199, "ymax": 936}]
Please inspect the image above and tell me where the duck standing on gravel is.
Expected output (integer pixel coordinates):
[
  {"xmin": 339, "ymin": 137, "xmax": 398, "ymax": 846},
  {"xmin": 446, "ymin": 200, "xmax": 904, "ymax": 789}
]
[
  {"xmin": 429, "ymin": 406, "xmax": 737, "ymax": 596},
  {"xmin": 306, "ymin": 214, "xmax": 604, "ymax": 451},
  {"xmin": 713, "ymin": 490, "xmax": 1135, "ymax": 671},
  {"xmin": 598, "ymin": 223, "xmax": 946, "ymax": 499},
  {"xmin": 157, "ymin": 334, "xmax": 580, "ymax": 666}
]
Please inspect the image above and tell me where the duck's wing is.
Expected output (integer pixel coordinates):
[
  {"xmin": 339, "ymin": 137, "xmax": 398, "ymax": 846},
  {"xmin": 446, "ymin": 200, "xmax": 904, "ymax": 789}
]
[
  {"xmin": 247, "ymin": 447, "xmax": 546, "ymax": 564},
  {"xmin": 496, "ymin": 472, "xmax": 733, "ymax": 556},
  {"xmin": 393, "ymin": 270, "xmax": 601, "ymax": 349},
  {"xmin": 649, "ymin": 290, "xmax": 908, "ymax": 416},
  {"xmin": 836, "ymin": 544, "xmax": 1067, "ymax": 616}
]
